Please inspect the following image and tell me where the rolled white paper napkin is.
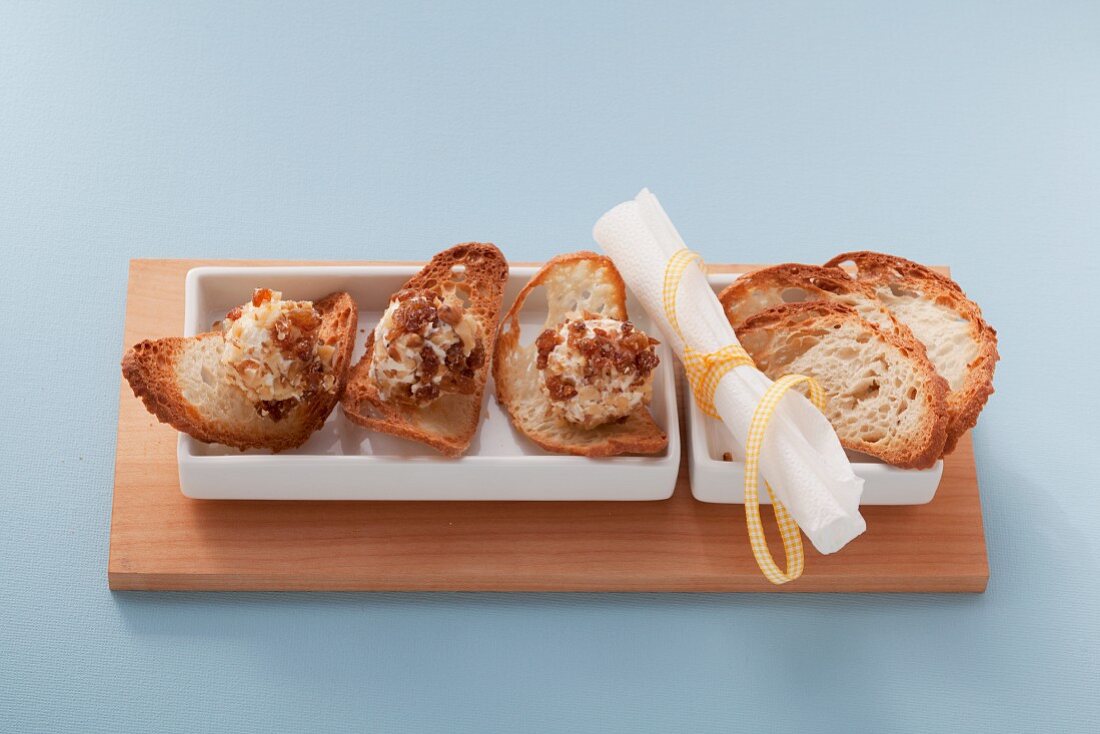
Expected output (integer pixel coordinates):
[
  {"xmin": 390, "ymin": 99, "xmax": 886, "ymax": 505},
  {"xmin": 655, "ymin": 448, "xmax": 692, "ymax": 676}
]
[{"xmin": 593, "ymin": 189, "xmax": 866, "ymax": 554}]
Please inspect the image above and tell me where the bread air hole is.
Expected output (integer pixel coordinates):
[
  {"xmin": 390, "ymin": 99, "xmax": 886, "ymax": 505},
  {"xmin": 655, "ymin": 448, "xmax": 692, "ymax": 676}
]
[
  {"xmin": 889, "ymin": 283, "xmax": 920, "ymax": 299},
  {"xmin": 845, "ymin": 377, "xmax": 880, "ymax": 403},
  {"xmin": 772, "ymin": 335, "xmax": 819, "ymax": 365},
  {"xmin": 452, "ymin": 284, "xmax": 472, "ymax": 308},
  {"xmin": 861, "ymin": 429, "xmax": 885, "ymax": 443},
  {"xmin": 566, "ymin": 299, "xmax": 608, "ymax": 316},
  {"xmin": 780, "ymin": 287, "xmax": 809, "ymax": 303}
]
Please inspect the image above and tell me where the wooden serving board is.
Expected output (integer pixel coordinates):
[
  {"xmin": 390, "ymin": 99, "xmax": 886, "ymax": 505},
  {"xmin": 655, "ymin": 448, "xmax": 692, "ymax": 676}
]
[{"xmin": 109, "ymin": 259, "xmax": 989, "ymax": 592}]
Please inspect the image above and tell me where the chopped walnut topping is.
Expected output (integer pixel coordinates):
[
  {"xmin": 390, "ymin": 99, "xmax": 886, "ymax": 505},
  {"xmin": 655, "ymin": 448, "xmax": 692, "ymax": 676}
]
[
  {"xmin": 272, "ymin": 309, "xmax": 322, "ymax": 364},
  {"xmin": 437, "ymin": 301, "xmax": 463, "ymax": 326},
  {"xmin": 467, "ymin": 344, "xmax": 485, "ymax": 370},
  {"xmin": 535, "ymin": 329, "xmax": 562, "ymax": 369},
  {"xmin": 535, "ymin": 315, "xmax": 660, "ymax": 429},
  {"xmin": 252, "ymin": 288, "xmax": 274, "ymax": 307},
  {"xmin": 419, "ymin": 344, "xmax": 440, "ymax": 382},
  {"xmin": 444, "ymin": 341, "xmax": 465, "ymax": 373},
  {"xmin": 544, "ymin": 374, "xmax": 578, "ymax": 400},
  {"xmin": 370, "ymin": 289, "xmax": 485, "ymax": 406},
  {"xmin": 219, "ymin": 289, "xmax": 336, "ymax": 421},
  {"xmin": 550, "ymin": 317, "xmax": 660, "ymax": 388},
  {"xmin": 391, "ymin": 293, "xmax": 437, "ymax": 336}
]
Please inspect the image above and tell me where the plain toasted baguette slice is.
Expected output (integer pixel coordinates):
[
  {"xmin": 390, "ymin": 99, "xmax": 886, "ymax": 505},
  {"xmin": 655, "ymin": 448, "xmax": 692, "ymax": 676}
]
[
  {"xmin": 121, "ymin": 291, "xmax": 358, "ymax": 452},
  {"xmin": 825, "ymin": 251, "xmax": 999, "ymax": 454},
  {"xmin": 719, "ymin": 263, "xmax": 906, "ymax": 335},
  {"xmin": 735, "ymin": 301, "xmax": 949, "ymax": 469},
  {"xmin": 493, "ymin": 252, "xmax": 667, "ymax": 458},
  {"xmin": 340, "ymin": 243, "xmax": 508, "ymax": 457}
]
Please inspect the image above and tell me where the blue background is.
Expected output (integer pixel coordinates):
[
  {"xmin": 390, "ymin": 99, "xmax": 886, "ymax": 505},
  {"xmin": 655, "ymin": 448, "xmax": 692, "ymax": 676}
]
[{"xmin": 2, "ymin": 2, "xmax": 1098, "ymax": 732}]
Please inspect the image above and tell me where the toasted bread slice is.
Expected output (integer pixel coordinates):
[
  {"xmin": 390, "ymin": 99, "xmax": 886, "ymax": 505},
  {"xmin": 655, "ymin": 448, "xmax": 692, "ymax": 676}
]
[
  {"xmin": 121, "ymin": 291, "xmax": 358, "ymax": 452},
  {"xmin": 341, "ymin": 243, "xmax": 508, "ymax": 457},
  {"xmin": 735, "ymin": 302, "xmax": 949, "ymax": 468},
  {"xmin": 719, "ymin": 263, "xmax": 905, "ymax": 335},
  {"xmin": 493, "ymin": 252, "xmax": 667, "ymax": 457},
  {"xmin": 824, "ymin": 251, "xmax": 998, "ymax": 453}
]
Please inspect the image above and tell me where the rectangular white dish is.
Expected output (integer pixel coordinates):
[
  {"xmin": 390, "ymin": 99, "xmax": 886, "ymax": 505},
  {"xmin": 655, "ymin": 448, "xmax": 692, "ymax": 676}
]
[
  {"xmin": 687, "ymin": 272, "xmax": 943, "ymax": 505},
  {"xmin": 178, "ymin": 265, "xmax": 680, "ymax": 500}
]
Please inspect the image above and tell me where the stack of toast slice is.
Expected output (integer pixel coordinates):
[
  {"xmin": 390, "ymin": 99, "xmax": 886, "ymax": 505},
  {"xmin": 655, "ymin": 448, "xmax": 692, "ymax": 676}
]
[{"xmin": 720, "ymin": 252, "xmax": 998, "ymax": 467}]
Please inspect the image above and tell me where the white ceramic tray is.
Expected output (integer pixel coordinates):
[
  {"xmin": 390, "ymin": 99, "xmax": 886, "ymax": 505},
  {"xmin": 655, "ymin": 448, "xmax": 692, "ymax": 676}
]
[
  {"xmin": 687, "ymin": 273, "xmax": 943, "ymax": 506},
  {"xmin": 178, "ymin": 266, "xmax": 680, "ymax": 500}
]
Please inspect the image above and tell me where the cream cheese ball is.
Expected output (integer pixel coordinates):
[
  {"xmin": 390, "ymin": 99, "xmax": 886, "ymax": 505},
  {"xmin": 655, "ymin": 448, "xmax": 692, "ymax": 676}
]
[
  {"xmin": 535, "ymin": 315, "xmax": 660, "ymax": 429},
  {"xmin": 219, "ymin": 288, "xmax": 336, "ymax": 419},
  {"xmin": 370, "ymin": 289, "xmax": 485, "ymax": 405}
]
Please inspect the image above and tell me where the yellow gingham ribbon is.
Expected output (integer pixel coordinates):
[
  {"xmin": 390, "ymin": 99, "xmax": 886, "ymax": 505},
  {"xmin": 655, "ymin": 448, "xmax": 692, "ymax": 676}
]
[{"xmin": 662, "ymin": 249, "xmax": 827, "ymax": 584}]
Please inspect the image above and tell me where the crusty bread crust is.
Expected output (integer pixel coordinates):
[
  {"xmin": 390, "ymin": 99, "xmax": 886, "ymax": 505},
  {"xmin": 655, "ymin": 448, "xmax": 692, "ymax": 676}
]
[
  {"xmin": 493, "ymin": 251, "xmax": 668, "ymax": 457},
  {"xmin": 736, "ymin": 301, "xmax": 950, "ymax": 469},
  {"xmin": 718, "ymin": 263, "xmax": 907, "ymax": 336},
  {"xmin": 121, "ymin": 291, "xmax": 358, "ymax": 452},
  {"xmin": 825, "ymin": 251, "xmax": 999, "ymax": 454},
  {"xmin": 340, "ymin": 243, "xmax": 508, "ymax": 457}
]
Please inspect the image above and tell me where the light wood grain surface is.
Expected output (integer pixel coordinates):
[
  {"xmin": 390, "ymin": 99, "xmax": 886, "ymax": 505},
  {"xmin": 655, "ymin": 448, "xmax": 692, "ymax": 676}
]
[{"xmin": 109, "ymin": 259, "xmax": 989, "ymax": 592}]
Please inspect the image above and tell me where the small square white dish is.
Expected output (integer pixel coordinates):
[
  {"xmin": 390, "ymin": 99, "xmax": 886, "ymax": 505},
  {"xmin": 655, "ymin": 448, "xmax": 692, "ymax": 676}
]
[
  {"xmin": 178, "ymin": 265, "xmax": 680, "ymax": 500},
  {"xmin": 686, "ymin": 272, "xmax": 943, "ymax": 506}
]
